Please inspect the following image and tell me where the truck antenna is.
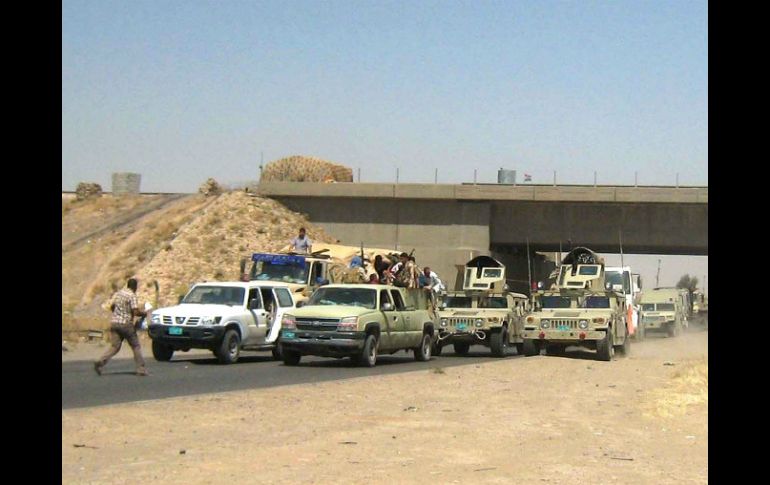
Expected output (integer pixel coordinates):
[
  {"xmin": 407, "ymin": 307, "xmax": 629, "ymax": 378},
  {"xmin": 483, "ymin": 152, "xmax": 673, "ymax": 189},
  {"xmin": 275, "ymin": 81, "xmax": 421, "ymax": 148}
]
[
  {"xmin": 619, "ymin": 229, "xmax": 625, "ymax": 293},
  {"xmin": 526, "ymin": 237, "xmax": 533, "ymax": 296}
]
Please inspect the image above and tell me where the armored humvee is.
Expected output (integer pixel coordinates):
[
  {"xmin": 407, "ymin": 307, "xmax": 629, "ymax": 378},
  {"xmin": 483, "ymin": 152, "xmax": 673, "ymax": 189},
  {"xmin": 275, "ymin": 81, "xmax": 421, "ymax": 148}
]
[
  {"xmin": 521, "ymin": 247, "xmax": 630, "ymax": 361},
  {"xmin": 639, "ymin": 287, "xmax": 688, "ymax": 337},
  {"xmin": 435, "ymin": 256, "xmax": 530, "ymax": 357}
]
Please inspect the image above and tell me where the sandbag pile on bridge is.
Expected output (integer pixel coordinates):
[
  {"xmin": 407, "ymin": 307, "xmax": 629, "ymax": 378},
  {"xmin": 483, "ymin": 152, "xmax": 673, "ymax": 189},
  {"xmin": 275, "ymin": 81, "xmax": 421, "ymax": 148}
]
[{"xmin": 260, "ymin": 155, "xmax": 353, "ymax": 183}]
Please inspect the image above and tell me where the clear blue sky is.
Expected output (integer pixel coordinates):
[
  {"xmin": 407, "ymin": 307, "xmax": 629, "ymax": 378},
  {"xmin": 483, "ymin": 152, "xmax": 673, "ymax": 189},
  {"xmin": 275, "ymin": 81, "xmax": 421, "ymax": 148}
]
[{"xmin": 62, "ymin": 0, "xmax": 708, "ymax": 192}]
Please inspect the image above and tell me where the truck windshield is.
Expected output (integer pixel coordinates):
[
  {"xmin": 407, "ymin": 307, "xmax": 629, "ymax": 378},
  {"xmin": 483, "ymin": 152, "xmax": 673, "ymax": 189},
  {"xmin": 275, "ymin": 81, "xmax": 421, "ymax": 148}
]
[
  {"xmin": 306, "ymin": 288, "xmax": 376, "ymax": 309},
  {"xmin": 641, "ymin": 303, "xmax": 656, "ymax": 311},
  {"xmin": 183, "ymin": 286, "xmax": 245, "ymax": 306},
  {"xmin": 583, "ymin": 296, "xmax": 610, "ymax": 308},
  {"xmin": 656, "ymin": 303, "xmax": 675, "ymax": 311},
  {"xmin": 540, "ymin": 296, "xmax": 572, "ymax": 308},
  {"xmin": 479, "ymin": 297, "xmax": 508, "ymax": 308},
  {"xmin": 443, "ymin": 296, "xmax": 473, "ymax": 308},
  {"xmin": 251, "ymin": 261, "xmax": 309, "ymax": 284}
]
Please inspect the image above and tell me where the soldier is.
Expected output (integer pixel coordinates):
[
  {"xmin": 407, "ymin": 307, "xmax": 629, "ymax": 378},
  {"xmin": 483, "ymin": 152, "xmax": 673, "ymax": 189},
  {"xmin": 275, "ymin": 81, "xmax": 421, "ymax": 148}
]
[{"xmin": 94, "ymin": 278, "xmax": 149, "ymax": 377}]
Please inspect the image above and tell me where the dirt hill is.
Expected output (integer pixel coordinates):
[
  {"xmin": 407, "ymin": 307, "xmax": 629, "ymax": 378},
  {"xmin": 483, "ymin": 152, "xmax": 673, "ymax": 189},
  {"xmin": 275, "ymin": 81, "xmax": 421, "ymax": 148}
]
[{"xmin": 61, "ymin": 191, "xmax": 338, "ymax": 339}]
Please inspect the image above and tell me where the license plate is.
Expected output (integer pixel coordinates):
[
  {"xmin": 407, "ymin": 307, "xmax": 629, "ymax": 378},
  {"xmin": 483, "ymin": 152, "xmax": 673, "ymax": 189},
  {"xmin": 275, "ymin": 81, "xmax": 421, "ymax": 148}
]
[
  {"xmin": 558, "ymin": 325, "xmax": 570, "ymax": 331},
  {"xmin": 456, "ymin": 323, "xmax": 467, "ymax": 331},
  {"xmin": 168, "ymin": 327, "xmax": 183, "ymax": 336},
  {"xmin": 283, "ymin": 331, "xmax": 296, "ymax": 339}
]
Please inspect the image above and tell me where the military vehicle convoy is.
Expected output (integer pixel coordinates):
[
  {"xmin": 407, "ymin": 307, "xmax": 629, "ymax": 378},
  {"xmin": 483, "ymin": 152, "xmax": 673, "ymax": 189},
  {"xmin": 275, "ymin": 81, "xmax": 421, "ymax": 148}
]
[
  {"xmin": 639, "ymin": 287, "xmax": 688, "ymax": 337},
  {"xmin": 521, "ymin": 247, "xmax": 630, "ymax": 361},
  {"xmin": 435, "ymin": 256, "xmax": 529, "ymax": 357},
  {"xmin": 279, "ymin": 284, "xmax": 437, "ymax": 367}
]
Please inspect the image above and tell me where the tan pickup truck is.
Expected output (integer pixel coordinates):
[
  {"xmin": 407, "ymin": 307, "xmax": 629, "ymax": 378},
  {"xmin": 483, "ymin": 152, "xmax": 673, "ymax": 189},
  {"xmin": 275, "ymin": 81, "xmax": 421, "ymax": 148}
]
[{"xmin": 279, "ymin": 284, "xmax": 438, "ymax": 367}]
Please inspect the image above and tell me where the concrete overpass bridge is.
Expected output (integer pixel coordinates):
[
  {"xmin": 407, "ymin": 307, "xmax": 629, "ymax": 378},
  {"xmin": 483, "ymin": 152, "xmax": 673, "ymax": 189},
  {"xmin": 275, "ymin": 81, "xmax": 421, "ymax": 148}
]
[{"xmin": 255, "ymin": 182, "xmax": 708, "ymax": 291}]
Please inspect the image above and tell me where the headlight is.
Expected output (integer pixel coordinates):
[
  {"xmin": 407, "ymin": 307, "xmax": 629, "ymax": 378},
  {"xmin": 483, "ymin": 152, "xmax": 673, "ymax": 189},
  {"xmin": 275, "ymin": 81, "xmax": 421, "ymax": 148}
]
[
  {"xmin": 540, "ymin": 319, "xmax": 550, "ymax": 329},
  {"xmin": 440, "ymin": 318, "xmax": 448, "ymax": 327},
  {"xmin": 151, "ymin": 313, "xmax": 160, "ymax": 325},
  {"xmin": 579, "ymin": 320, "xmax": 589, "ymax": 329},
  {"xmin": 475, "ymin": 318, "xmax": 484, "ymax": 327},
  {"xmin": 201, "ymin": 316, "xmax": 221, "ymax": 325},
  {"xmin": 337, "ymin": 316, "xmax": 359, "ymax": 332},
  {"xmin": 282, "ymin": 314, "xmax": 296, "ymax": 329}
]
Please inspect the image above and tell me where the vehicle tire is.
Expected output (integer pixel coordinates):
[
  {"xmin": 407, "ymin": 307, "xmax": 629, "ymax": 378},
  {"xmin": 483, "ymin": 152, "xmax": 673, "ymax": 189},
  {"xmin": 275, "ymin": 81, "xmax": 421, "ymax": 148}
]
[
  {"xmin": 596, "ymin": 330, "xmax": 613, "ymax": 361},
  {"xmin": 431, "ymin": 340, "xmax": 443, "ymax": 356},
  {"xmin": 515, "ymin": 343, "xmax": 525, "ymax": 355},
  {"xmin": 282, "ymin": 349, "xmax": 301, "ymax": 366},
  {"xmin": 490, "ymin": 327, "xmax": 508, "ymax": 357},
  {"xmin": 215, "ymin": 329, "xmax": 241, "ymax": 364},
  {"xmin": 414, "ymin": 333, "xmax": 432, "ymax": 362},
  {"xmin": 152, "ymin": 341, "xmax": 174, "ymax": 362},
  {"xmin": 271, "ymin": 344, "xmax": 283, "ymax": 361},
  {"xmin": 545, "ymin": 344, "xmax": 564, "ymax": 356},
  {"xmin": 522, "ymin": 339, "xmax": 539, "ymax": 357},
  {"xmin": 453, "ymin": 342, "xmax": 470, "ymax": 356},
  {"xmin": 615, "ymin": 333, "xmax": 630, "ymax": 356},
  {"xmin": 359, "ymin": 334, "xmax": 378, "ymax": 367}
]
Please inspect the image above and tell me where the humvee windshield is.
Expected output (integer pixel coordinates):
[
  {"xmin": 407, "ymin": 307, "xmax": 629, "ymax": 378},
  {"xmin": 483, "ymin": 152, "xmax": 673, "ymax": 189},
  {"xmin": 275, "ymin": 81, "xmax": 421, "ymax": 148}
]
[
  {"xmin": 183, "ymin": 286, "xmax": 245, "ymax": 306},
  {"xmin": 641, "ymin": 303, "xmax": 675, "ymax": 311},
  {"xmin": 444, "ymin": 296, "xmax": 473, "ymax": 308},
  {"xmin": 540, "ymin": 296, "xmax": 572, "ymax": 308},
  {"xmin": 479, "ymin": 297, "xmax": 508, "ymax": 308},
  {"xmin": 583, "ymin": 296, "xmax": 610, "ymax": 308},
  {"xmin": 251, "ymin": 261, "xmax": 309, "ymax": 284},
  {"xmin": 306, "ymin": 287, "xmax": 376, "ymax": 309}
]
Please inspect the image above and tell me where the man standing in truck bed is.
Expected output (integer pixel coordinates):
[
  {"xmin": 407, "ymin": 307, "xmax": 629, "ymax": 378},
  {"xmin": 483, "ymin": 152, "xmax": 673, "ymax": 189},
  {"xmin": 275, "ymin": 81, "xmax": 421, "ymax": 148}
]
[{"xmin": 289, "ymin": 227, "xmax": 313, "ymax": 254}]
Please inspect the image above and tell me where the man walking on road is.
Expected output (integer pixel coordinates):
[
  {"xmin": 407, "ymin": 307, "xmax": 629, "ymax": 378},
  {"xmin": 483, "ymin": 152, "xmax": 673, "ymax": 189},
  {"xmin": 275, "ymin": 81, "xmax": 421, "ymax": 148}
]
[{"xmin": 94, "ymin": 278, "xmax": 149, "ymax": 377}]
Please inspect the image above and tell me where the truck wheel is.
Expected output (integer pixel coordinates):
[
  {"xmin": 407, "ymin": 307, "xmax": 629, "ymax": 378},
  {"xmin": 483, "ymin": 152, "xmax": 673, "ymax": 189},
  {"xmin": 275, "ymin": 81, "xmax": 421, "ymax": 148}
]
[
  {"xmin": 515, "ymin": 343, "xmax": 524, "ymax": 355},
  {"xmin": 359, "ymin": 334, "xmax": 378, "ymax": 367},
  {"xmin": 215, "ymin": 329, "xmax": 241, "ymax": 364},
  {"xmin": 596, "ymin": 330, "xmax": 613, "ymax": 361},
  {"xmin": 490, "ymin": 327, "xmax": 508, "ymax": 357},
  {"xmin": 414, "ymin": 333, "xmax": 432, "ymax": 362},
  {"xmin": 431, "ymin": 341, "xmax": 443, "ymax": 356},
  {"xmin": 152, "ymin": 341, "xmax": 174, "ymax": 362},
  {"xmin": 545, "ymin": 344, "xmax": 564, "ymax": 356},
  {"xmin": 453, "ymin": 342, "xmax": 470, "ymax": 356},
  {"xmin": 271, "ymin": 344, "xmax": 283, "ymax": 361},
  {"xmin": 282, "ymin": 349, "xmax": 301, "ymax": 366},
  {"xmin": 615, "ymin": 333, "xmax": 630, "ymax": 356},
  {"xmin": 522, "ymin": 339, "xmax": 539, "ymax": 357}
]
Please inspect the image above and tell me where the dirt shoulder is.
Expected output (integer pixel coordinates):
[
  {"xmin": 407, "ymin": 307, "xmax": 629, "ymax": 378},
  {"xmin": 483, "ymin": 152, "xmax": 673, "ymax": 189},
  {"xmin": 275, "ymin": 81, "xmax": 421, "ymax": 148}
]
[{"xmin": 62, "ymin": 329, "xmax": 707, "ymax": 484}]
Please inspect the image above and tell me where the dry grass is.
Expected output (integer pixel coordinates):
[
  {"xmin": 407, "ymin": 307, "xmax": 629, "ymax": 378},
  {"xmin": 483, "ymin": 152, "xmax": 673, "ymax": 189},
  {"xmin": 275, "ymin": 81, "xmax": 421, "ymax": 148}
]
[{"xmin": 641, "ymin": 357, "xmax": 708, "ymax": 419}]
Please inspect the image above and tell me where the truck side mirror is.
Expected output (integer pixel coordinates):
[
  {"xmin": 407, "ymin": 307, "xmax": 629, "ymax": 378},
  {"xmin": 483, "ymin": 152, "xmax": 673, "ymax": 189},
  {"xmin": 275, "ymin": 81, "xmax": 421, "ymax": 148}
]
[{"xmin": 382, "ymin": 302, "xmax": 394, "ymax": 311}]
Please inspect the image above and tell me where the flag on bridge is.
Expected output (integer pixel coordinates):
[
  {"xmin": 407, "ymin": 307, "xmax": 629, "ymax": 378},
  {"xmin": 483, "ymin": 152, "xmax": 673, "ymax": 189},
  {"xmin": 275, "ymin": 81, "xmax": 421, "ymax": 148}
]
[{"xmin": 524, "ymin": 173, "xmax": 532, "ymax": 182}]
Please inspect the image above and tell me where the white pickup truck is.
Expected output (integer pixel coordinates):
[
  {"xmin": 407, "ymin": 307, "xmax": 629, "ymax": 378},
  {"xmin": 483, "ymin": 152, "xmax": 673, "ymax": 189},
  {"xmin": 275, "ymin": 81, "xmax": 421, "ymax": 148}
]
[{"xmin": 148, "ymin": 281, "xmax": 296, "ymax": 364}]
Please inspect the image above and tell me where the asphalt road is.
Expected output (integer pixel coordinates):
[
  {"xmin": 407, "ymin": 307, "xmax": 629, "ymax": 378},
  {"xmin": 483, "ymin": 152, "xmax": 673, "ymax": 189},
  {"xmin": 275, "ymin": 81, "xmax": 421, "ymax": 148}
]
[{"xmin": 62, "ymin": 347, "xmax": 521, "ymax": 409}]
